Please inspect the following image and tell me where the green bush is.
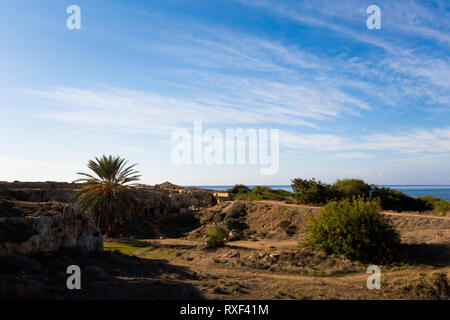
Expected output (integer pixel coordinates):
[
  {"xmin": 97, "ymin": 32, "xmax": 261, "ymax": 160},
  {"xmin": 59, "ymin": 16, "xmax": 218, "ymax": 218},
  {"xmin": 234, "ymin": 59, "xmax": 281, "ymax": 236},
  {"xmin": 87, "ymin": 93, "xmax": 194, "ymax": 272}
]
[
  {"xmin": 291, "ymin": 178, "xmax": 334, "ymax": 205},
  {"xmin": 206, "ymin": 226, "xmax": 229, "ymax": 249},
  {"xmin": 227, "ymin": 184, "xmax": 250, "ymax": 196},
  {"xmin": 372, "ymin": 187, "xmax": 429, "ymax": 212},
  {"xmin": 221, "ymin": 202, "xmax": 249, "ymax": 232},
  {"xmin": 419, "ymin": 196, "xmax": 450, "ymax": 216},
  {"xmin": 230, "ymin": 186, "xmax": 292, "ymax": 201},
  {"xmin": 332, "ymin": 179, "xmax": 373, "ymax": 199},
  {"xmin": 224, "ymin": 202, "xmax": 247, "ymax": 221},
  {"xmin": 302, "ymin": 198, "xmax": 401, "ymax": 264},
  {"xmin": 213, "ymin": 212, "xmax": 226, "ymax": 223},
  {"xmin": 433, "ymin": 200, "xmax": 450, "ymax": 216}
]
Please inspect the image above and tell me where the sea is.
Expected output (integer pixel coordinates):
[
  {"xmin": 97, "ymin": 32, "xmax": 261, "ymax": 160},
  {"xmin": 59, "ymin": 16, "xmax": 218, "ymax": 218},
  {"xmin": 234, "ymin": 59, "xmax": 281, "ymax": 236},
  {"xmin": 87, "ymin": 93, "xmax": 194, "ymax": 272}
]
[{"xmin": 192, "ymin": 185, "xmax": 450, "ymax": 201}]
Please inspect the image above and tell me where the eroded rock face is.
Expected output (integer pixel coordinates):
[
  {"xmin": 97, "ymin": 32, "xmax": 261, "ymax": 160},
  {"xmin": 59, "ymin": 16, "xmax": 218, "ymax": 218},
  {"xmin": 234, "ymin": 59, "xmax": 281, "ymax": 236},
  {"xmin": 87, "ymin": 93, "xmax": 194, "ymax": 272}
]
[
  {"xmin": 134, "ymin": 185, "xmax": 218, "ymax": 217},
  {"xmin": 0, "ymin": 203, "xmax": 103, "ymax": 257}
]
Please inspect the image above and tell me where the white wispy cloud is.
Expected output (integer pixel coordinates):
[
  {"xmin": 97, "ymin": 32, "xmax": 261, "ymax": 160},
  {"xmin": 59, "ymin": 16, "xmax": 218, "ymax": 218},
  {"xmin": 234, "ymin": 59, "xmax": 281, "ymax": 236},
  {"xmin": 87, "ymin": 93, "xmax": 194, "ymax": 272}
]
[
  {"xmin": 331, "ymin": 152, "xmax": 373, "ymax": 159},
  {"xmin": 19, "ymin": 0, "xmax": 450, "ymax": 171},
  {"xmin": 281, "ymin": 127, "xmax": 450, "ymax": 154},
  {"xmin": 235, "ymin": 0, "xmax": 450, "ymax": 108},
  {"xmin": 22, "ymin": 72, "xmax": 372, "ymax": 133}
]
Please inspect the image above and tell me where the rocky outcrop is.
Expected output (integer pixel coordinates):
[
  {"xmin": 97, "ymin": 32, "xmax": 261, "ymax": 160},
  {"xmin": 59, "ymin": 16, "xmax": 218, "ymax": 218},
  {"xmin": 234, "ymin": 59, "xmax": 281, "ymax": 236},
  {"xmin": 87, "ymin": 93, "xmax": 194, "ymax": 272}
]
[
  {"xmin": 0, "ymin": 201, "xmax": 103, "ymax": 257},
  {"xmin": 135, "ymin": 185, "xmax": 218, "ymax": 217},
  {"xmin": 0, "ymin": 181, "xmax": 80, "ymax": 203},
  {"xmin": 0, "ymin": 181, "xmax": 219, "ymax": 217}
]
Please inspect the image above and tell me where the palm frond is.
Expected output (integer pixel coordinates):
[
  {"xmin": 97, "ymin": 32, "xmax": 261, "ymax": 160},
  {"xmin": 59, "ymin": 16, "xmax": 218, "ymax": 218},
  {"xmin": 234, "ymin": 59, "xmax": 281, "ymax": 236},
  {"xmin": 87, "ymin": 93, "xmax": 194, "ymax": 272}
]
[{"xmin": 72, "ymin": 155, "xmax": 141, "ymax": 234}]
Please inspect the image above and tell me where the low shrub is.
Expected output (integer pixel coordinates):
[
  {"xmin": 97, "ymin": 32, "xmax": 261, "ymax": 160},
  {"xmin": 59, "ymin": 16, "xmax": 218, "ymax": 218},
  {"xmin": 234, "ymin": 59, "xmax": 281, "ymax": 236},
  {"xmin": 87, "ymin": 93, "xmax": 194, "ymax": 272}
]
[
  {"xmin": 224, "ymin": 202, "xmax": 247, "ymax": 221},
  {"xmin": 213, "ymin": 212, "xmax": 226, "ymax": 223},
  {"xmin": 278, "ymin": 220, "xmax": 291, "ymax": 228},
  {"xmin": 225, "ymin": 218, "xmax": 249, "ymax": 232},
  {"xmin": 302, "ymin": 197, "xmax": 401, "ymax": 264},
  {"xmin": 206, "ymin": 226, "xmax": 228, "ymax": 249},
  {"xmin": 285, "ymin": 225, "xmax": 297, "ymax": 236},
  {"xmin": 223, "ymin": 202, "xmax": 249, "ymax": 232},
  {"xmin": 433, "ymin": 200, "xmax": 450, "ymax": 216},
  {"xmin": 418, "ymin": 196, "xmax": 450, "ymax": 216}
]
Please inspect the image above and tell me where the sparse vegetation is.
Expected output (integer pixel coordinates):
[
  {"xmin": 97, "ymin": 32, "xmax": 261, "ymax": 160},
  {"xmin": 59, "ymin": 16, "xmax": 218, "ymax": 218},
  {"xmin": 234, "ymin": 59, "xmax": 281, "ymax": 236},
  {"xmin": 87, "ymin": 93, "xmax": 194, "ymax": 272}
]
[
  {"xmin": 103, "ymin": 240, "xmax": 150, "ymax": 255},
  {"xmin": 302, "ymin": 198, "xmax": 401, "ymax": 264},
  {"xmin": 206, "ymin": 226, "xmax": 229, "ymax": 249},
  {"xmin": 398, "ymin": 272, "xmax": 450, "ymax": 300}
]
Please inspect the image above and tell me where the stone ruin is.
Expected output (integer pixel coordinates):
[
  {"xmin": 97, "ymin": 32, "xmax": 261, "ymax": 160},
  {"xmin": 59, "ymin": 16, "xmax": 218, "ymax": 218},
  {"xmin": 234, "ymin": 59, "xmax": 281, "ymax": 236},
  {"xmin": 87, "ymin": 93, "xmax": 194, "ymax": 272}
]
[
  {"xmin": 0, "ymin": 181, "xmax": 222, "ymax": 256},
  {"xmin": 0, "ymin": 181, "xmax": 221, "ymax": 216}
]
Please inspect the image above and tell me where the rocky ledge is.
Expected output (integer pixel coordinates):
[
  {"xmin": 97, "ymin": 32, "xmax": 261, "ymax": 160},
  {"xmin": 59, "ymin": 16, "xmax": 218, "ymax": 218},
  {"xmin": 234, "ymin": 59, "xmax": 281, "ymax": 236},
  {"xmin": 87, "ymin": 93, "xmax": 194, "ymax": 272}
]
[{"xmin": 0, "ymin": 194, "xmax": 103, "ymax": 257}]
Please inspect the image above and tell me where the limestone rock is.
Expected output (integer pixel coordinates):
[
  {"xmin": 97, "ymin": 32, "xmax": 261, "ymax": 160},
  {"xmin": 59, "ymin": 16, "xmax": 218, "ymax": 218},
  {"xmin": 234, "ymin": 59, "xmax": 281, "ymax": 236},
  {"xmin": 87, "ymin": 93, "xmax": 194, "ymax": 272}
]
[{"xmin": 0, "ymin": 203, "xmax": 103, "ymax": 257}]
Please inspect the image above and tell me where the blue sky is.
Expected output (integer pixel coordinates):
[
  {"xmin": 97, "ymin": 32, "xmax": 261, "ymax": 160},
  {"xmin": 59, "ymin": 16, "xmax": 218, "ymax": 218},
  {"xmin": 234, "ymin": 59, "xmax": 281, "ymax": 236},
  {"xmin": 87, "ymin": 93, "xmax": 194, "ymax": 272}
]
[{"xmin": 0, "ymin": 0, "xmax": 449, "ymax": 185}]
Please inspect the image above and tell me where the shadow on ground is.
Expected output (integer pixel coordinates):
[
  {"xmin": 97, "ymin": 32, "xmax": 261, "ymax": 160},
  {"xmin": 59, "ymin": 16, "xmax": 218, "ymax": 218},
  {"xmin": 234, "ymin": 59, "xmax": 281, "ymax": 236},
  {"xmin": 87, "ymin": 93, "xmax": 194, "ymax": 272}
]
[
  {"xmin": 400, "ymin": 243, "xmax": 450, "ymax": 267},
  {"xmin": 113, "ymin": 213, "xmax": 202, "ymax": 239},
  {"xmin": 0, "ymin": 249, "xmax": 203, "ymax": 300}
]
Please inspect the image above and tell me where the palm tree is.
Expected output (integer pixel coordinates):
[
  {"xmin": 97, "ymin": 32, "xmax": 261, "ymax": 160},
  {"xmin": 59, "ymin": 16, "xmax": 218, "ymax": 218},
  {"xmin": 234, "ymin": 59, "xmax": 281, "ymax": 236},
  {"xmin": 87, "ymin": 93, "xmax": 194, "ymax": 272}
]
[{"xmin": 72, "ymin": 155, "xmax": 141, "ymax": 234}]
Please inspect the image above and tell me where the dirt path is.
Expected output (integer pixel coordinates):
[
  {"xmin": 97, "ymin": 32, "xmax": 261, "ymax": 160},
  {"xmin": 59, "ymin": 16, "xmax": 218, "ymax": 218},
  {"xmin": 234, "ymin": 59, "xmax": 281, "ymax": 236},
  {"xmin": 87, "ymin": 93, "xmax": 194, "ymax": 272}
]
[
  {"xmin": 257, "ymin": 200, "xmax": 318, "ymax": 210},
  {"xmin": 383, "ymin": 211, "xmax": 450, "ymax": 220}
]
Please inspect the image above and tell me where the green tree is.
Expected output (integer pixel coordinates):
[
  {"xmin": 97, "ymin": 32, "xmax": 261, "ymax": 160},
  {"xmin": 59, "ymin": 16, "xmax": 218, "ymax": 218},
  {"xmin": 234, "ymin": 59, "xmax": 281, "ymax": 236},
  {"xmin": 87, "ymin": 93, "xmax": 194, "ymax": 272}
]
[
  {"xmin": 291, "ymin": 178, "xmax": 333, "ymax": 205},
  {"xmin": 72, "ymin": 155, "xmax": 141, "ymax": 234}
]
